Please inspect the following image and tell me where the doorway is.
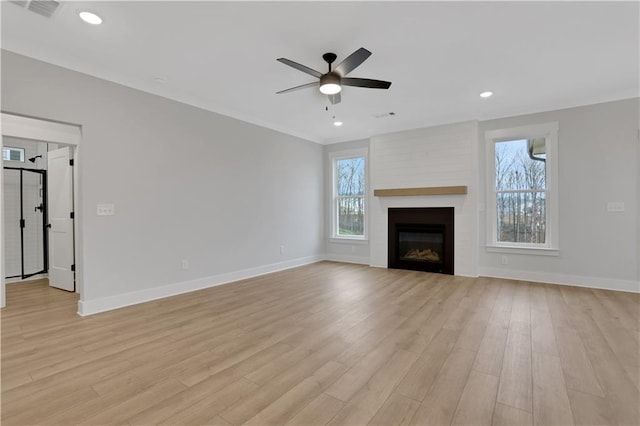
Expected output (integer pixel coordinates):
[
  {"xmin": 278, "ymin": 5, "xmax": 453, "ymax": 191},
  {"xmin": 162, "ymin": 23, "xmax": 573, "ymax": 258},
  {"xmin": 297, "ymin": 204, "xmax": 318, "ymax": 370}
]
[
  {"xmin": 3, "ymin": 164, "xmax": 48, "ymax": 280},
  {"xmin": 1, "ymin": 113, "xmax": 82, "ymax": 308}
]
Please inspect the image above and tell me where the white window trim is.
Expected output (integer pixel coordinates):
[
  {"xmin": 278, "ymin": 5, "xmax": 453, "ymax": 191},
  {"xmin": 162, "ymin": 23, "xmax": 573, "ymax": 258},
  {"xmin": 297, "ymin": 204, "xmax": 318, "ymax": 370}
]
[
  {"xmin": 3, "ymin": 147, "xmax": 25, "ymax": 162},
  {"xmin": 485, "ymin": 122, "xmax": 559, "ymax": 255},
  {"xmin": 329, "ymin": 148, "xmax": 368, "ymax": 241}
]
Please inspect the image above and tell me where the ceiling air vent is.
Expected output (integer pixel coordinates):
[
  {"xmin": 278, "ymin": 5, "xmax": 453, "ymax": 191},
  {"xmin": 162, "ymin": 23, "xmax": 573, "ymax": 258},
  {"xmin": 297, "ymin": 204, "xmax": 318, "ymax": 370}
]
[
  {"xmin": 373, "ymin": 112, "xmax": 396, "ymax": 119},
  {"xmin": 9, "ymin": 1, "xmax": 28, "ymax": 7},
  {"xmin": 27, "ymin": 0, "xmax": 60, "ymax": 18}
]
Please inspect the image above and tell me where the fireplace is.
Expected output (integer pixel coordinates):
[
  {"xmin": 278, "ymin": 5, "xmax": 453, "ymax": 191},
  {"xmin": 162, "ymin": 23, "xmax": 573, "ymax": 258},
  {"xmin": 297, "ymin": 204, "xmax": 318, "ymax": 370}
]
[{"xmin": 388, "ymin": 207, "xmax": 454, "ymax": 274}]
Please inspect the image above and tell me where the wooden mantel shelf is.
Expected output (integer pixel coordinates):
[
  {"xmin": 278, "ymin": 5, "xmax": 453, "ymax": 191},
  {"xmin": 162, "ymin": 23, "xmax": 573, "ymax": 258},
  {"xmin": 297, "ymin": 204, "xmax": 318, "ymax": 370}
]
[{"xmin": 373, "ymin": 185, "xmax": 468, "ymax": 197}]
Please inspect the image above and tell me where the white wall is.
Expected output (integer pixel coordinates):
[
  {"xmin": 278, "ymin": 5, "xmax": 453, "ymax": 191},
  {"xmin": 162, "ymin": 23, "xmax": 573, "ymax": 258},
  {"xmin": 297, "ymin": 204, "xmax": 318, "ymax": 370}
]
[
  {"xmin": 369, "ymin": 121, "xmax": 479, "ymax": 276},
  {"xmin": 479, "ymin": 99, "xmax": 639, "ymax": 292},
  {"xmin": 1, "ymin": 51, "xmax": 325, "ymax": 314}
]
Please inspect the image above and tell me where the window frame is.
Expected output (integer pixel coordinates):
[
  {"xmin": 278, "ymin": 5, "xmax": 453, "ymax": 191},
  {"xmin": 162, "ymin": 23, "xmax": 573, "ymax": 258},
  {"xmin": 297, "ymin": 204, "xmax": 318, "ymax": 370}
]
[
  {"xmin": 485, "ymin": 122, "xmax": 559, "ymax": 255},
  {"xmin": 330, "ymin": 148, "xmax": 368, "ymax": 242},
  {"xmin": 2, "ymin": 147, "xmax": 25, "ymax": 162}
]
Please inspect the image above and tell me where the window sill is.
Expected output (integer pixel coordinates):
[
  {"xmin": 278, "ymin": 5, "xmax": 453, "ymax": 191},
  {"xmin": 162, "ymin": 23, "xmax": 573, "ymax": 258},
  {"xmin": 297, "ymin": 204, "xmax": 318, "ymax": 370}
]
[
  {"xmin": 486, "ymin": 245, "xmax": 560, "ymax": 256},
  {"xmin": 329, "ymin": 237, "xmax": 369, "ymax": 245}
]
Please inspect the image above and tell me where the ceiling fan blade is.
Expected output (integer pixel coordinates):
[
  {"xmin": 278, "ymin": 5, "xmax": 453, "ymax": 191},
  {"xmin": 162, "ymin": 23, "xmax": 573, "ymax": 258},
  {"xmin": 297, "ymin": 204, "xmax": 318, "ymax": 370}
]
[
  {"xmin": 334, "ymin": 47, "xmax": 371, "ymax": 76},
  {"xmin": 276, "ymin": 81, "xmax": 319, "ymax": 94},
  {"xmin": 329, "ymin": 92, "xmax": 341, "ymax": 105},
  {"xmin": 342, "ymin": 77, "xmax": 392, "ymax": 89},
  {"xmin": 277, "ymin": 58, "xmax": 323, "ymax": 78}
]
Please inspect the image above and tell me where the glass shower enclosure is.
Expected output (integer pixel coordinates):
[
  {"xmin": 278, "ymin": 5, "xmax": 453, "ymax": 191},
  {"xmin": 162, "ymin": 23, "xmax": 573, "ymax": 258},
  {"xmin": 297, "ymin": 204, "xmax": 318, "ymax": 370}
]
[{"xmin": 3, "ymin": 167, "xmax": 48, "ymax": 279}]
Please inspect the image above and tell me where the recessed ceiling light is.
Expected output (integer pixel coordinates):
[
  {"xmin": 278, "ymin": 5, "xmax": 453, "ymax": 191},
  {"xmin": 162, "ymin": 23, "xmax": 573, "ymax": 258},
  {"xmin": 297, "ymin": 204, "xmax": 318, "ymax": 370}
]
[
  {"xmin": 480, "ymin": 91, "xmax": 493, "ymax": 98},
  {"xmin": 79, "ymin": 11, "xmax": 102, "ymax": 25},
  {"xmin": 333, "ymin": 121, "xmax": 343, "ymax": 127}
]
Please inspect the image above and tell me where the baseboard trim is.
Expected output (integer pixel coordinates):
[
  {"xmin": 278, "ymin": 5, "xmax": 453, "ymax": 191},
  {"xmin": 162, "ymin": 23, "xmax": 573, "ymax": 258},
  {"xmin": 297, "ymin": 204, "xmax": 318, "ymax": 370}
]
[
  {"xmin": 324, "ymin": 254, "xmax": 370, "ymax": 265},
  {"xmin": 77, "ymin": 258, "xmax": 639, "ymax": 316},
  {"xmin": 78, "ymin": 255, "xmax": 324, "ymax": 316},
  {"xmin": 5, "ymin": 273, "xmax": 49, "ymax": 284},
  {"xmin": 479, "ymin": 267, "xmax": 640, "ymax": 293}
]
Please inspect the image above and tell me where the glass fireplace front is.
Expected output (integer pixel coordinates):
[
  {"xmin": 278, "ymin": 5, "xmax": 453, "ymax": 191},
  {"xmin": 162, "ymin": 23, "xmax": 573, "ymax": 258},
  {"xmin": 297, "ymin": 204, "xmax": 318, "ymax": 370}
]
[{"xmin": 398, "ymin": 226, "xmax": 444, "ymax": 265}]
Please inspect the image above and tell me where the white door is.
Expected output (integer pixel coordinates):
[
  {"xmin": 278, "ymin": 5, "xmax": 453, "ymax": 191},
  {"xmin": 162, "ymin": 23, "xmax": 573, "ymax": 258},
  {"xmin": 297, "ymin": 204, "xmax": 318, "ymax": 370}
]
[{"xmin": 47, "ymin": 147, "xmax": 75, "ymax": 291}]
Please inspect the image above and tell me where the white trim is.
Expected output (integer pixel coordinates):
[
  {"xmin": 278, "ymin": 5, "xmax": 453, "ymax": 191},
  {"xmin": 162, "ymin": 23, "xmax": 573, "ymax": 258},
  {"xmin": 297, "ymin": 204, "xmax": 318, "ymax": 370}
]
[
  {"xmin": 324, "ymin": 254, "xmax": 370, "ymax": 265},
  {"xmin": 5, "ymin": 273, "xmax": 49, "ymax": 284},
  {"xmin": 485, "ymin": 121, "xmax": 559, "ymax": 251},
  {"xmin": 329, "ymin": 237, "xmax": 369, "ymax": 245},
  {"xmin": 76, "ymin": 254, "xmax": 638, "ymax": 316},
  {"xmin": 486, "ymin": 245, "xmax": 560, "ymax": 256},
  {"xmin": 480, "ymin": 267, "xmax": 640, "ymax": 293},
  {"xmin": 1, "ymin": 113, "xmax": 81, "ymax": 146},
  {"xmin": 77, "ymin": 255, "xmax": 324, "ymax": 316}
]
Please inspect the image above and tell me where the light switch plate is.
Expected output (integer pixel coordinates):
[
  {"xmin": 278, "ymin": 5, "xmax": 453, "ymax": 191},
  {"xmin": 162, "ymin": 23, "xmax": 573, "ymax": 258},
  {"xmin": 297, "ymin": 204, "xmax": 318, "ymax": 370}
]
[
  {"xmin": 97, "ymin": 204, "xmax": 115, "ymax": 216},
  {"xmin": 606, "ymin": 202, "xmax": 624, "ymax": 212}
]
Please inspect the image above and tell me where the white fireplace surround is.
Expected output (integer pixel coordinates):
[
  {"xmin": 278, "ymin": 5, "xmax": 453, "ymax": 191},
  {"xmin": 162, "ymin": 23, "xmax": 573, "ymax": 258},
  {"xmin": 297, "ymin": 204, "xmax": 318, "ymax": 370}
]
[{"xmin": 369, "ymin": 121, "xmax": 479, "ymax": 277}]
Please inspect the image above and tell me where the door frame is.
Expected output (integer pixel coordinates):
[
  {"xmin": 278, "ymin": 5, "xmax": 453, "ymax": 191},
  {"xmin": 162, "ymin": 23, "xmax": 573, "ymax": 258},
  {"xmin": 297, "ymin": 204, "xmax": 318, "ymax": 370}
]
[{"xmin": 1, "ymin": 112, "xmax": 82, "ymax": 308}]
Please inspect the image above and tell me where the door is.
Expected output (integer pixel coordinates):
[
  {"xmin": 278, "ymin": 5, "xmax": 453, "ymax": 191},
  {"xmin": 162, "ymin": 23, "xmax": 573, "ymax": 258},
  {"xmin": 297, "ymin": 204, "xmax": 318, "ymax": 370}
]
[{"xmin": 47, "ymin": 147, "xmax": 74, "ymax": 291}]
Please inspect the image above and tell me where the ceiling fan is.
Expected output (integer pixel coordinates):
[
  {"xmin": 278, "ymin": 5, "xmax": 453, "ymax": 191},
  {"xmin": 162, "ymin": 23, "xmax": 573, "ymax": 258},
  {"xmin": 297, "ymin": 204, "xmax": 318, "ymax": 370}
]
[{"xmin": 276, "ymin": 47, "xmax": 392, "ymax": 105}]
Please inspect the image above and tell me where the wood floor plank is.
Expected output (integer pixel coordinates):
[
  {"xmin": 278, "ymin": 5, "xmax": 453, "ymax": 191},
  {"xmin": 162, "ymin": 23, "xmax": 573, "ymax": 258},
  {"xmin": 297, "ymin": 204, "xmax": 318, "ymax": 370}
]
[
  {"xmin": 368, "ymin": 393, "xmax": 421, "ymax": 426},
  {"xmin": 285, "ymin": 393, "xmax": 344, "ymax": 426},
  {"xmin": 409, "ymin": 348, "xmax": 477, "ymax": 425},
  {"xmin": 325, "ymin": 340, "xmax": 398, "ymax": 402},
  {"xmin": 2, "ymin": 263, "xmax": 638, "ymax": 426},
  {"xmin": 158, "ymin": 378, "xmax": 259, "ymax": 425},
  {"xmin": 219, "ymin": 338, "xmax": 349, "ymax": 425},
  {"xmin": 473, "ymin": 325, "xmax": 508, "ymax": 377},
  {"xmin": 567, "ymin": 389, "xmax": 617, "ymax": 426},
  {"xmin": 328, "ymin": 349, "xmax": 418, "ymax": 426},
  {"xmin": 451, "ymin": 370, "xmax": 499, "ymax": 426},
  {"xmin": 244, "ymin": 360, "xmax": 347, "ymax": 425},
  {"xmin": 554, "ymin": 327, "xmax": 604, "ymax": 397},
  {"xmin": 395, "ymin": 328, "xmax": 459, "ymax": 401},
  {"xmin": 531, "ymin": 352, "xmax": 574, "ymax": 426},
  {"xmin": 531, "ymin": 306, "xmax": 559, "ymax": 356},
  {"xmin": 509, "ymin": 282, "xmax": 531, "ymax": 337},
  {"xmin": 492, "ymin": 403, "xmax": 533, "ymax": 426},
  {"xmin": 496, "ymin": 330, "xmax": 532, "ymax": 413},
  {"xmin": 580, "ymin": 332, "xmax": 640, "ymax": 425}
]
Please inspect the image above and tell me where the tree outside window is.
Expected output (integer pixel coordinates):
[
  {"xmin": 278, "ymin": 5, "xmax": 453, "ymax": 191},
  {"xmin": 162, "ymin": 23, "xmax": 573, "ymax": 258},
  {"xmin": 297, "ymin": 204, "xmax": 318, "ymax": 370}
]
[
  {"xmin": 495, "ymin": 139, "xmax": 547, "ymax": 244},
  {"xmin": 335, "ymin": 156, "xmax": 365, "ymax": 237}
]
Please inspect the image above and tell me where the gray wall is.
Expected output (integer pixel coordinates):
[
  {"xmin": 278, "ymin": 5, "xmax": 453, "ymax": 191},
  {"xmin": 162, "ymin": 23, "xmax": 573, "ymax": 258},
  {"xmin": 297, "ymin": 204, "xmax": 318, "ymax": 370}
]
[
  {"xmin": 325, "ymin": 99, "xmax": 639, "ymax": 290},
  {"xmin": 479, "ymin": 98, "xmax": 639, "ymax": 288},
  {"xmin": 2, "ymin": 51, "xmax": 324, "ymax": 304}
]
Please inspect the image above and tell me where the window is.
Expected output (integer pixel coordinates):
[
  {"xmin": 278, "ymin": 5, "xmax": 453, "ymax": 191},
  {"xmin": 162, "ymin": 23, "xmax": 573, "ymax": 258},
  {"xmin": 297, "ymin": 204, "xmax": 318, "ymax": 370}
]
[
  {"xmin": 332, "ymin": 151, "xmax": 367, "ymax": 239},
  {"xmin": 2, "ymin": 147, "xmax": 25, "ymax": 162},
  {"xmin": 486, "ymin": 122, "xmax": 559, "ymax": 254}
]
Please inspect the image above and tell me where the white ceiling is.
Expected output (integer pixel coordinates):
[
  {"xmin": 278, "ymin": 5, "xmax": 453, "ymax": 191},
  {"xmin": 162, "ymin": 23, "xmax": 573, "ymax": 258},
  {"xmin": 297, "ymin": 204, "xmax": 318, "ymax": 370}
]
[{"xmin": 2, "ymin": 1, "xmax": 638, "ymax": 144}]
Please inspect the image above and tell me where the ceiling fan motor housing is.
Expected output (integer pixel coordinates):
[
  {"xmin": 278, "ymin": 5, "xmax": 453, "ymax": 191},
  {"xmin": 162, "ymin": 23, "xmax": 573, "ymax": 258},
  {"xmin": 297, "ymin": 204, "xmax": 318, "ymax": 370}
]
[
  {"xmin": 321, "ymin": 72, "xmax": 341, "ymax": 86},
  {"xmin": 319, "ymin": 72, "xmax": 341, "ymax": 94}
]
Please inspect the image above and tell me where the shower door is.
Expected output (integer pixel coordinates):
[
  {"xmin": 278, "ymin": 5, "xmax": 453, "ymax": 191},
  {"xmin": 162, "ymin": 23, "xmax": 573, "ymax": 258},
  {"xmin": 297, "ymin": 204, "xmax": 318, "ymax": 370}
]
[{"xmin": 3, "ymin": 167, "xmax": 48, "ymax": 279}]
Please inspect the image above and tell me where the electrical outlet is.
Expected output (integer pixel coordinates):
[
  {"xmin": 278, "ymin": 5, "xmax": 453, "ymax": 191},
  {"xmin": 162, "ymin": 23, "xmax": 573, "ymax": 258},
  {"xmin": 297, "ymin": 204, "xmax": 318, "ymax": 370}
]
[
  {"xmin": 181, "ymin": 259, "xmax": 189, "ymax": 270},
  {"xmin": 501, "ymin": 255, "xmax": 509, "ymax": 265},
  {"xmin": 280, "ymin": 245, "xmax": 285, "ymax": 255},
  {"xmin": 97, "ymin": 204, "xmax": 115, "ymax": 216}
]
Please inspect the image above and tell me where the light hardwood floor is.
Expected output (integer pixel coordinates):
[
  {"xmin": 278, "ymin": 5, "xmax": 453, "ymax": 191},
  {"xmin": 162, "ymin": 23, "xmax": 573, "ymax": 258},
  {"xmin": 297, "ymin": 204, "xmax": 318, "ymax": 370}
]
[{"xmin": 2, "ymin": 262, "xmax": 639, "ymax": 425}]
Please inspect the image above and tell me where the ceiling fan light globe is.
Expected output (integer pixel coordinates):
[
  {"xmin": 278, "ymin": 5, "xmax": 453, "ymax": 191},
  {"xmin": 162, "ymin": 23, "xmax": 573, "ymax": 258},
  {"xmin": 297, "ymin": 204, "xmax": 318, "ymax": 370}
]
[{"xmin": 320, "ymin": 83, "xmax": 341, "ymax": 95}]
